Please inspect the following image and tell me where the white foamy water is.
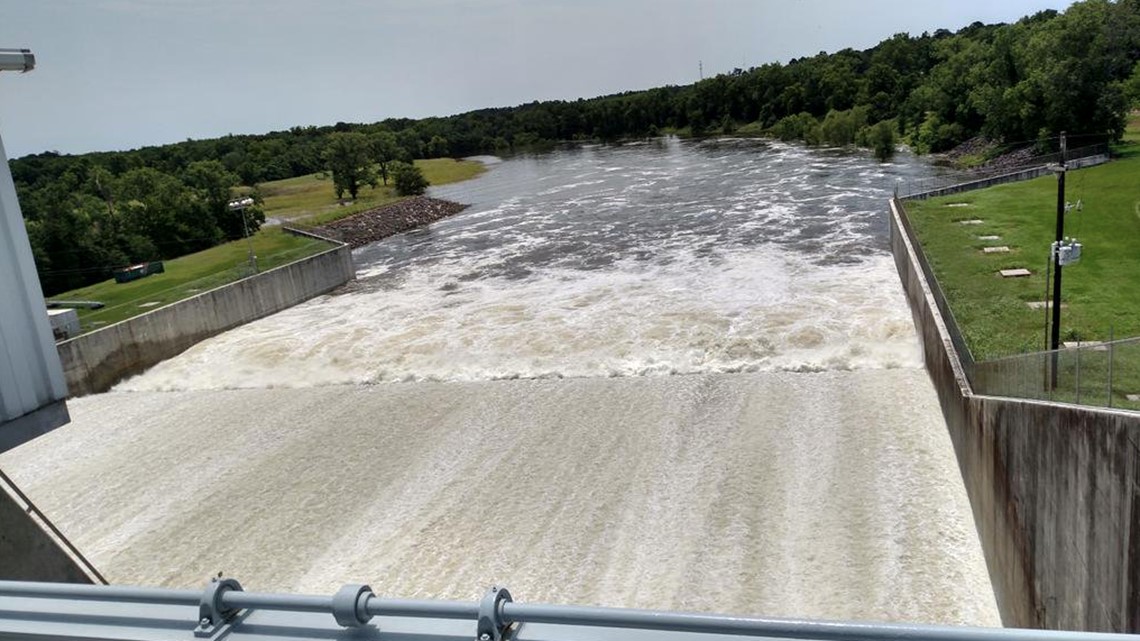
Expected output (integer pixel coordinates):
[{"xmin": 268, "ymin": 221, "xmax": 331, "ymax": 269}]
[
  {"xmin": 2, "ymin": 373, "xmax": 999, "ymax": 625},
  {"xmin": 118, "ymin": 138, "xmax": 935, "ymax": 391},
  {"xmin": 117, "ymin": 251, "xmax": 920, "ymax": 389},
  {"xmin": 3, "ymin": 138, "xmax": 1001, "ymax": 626}
]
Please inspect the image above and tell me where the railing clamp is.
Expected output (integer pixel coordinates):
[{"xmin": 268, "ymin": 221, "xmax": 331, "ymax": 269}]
[
  {"xmin": 194, "ymin": 577, "xmax": 243, "ymax": 637},
  {"xmin": 476, "ymin": 586, "xmax": 512, "ymax": 641},
  {"xmin": 332, "ymin": 583, "xmax": 375, "ymax": 628}
]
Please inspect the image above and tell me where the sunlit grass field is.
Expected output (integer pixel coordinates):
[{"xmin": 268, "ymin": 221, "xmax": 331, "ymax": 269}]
[
  {"xmin": 907, "ymin": 151, "xmax": 1140, "ymax": 360},
  {"xmin": 257, "ymin": 158, "xmax": 485, "ymax": 224},
  {"xmin": 49, "ymin": 228, "xmax": 332, "ymax": 331},
  {"xmin": 49, "ymin": 157, "xmax": 488, "ymax": 332}
]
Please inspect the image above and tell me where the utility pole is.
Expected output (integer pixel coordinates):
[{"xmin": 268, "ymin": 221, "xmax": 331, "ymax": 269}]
[
  {"xmin": 699, "ymin": 60, "xmax": 703, "ymax": 80},
  {"xmin": 1049, "ymin": 132, "xmax": 1067, "ymax": 388}
]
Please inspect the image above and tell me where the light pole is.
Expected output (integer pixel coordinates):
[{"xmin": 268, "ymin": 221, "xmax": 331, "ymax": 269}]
[{"xmin": 227, "ymin": 197, "xmax": 258, "ymax": 274}]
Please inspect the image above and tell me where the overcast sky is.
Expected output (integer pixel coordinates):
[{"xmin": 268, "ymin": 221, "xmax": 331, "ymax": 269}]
[{"xmin": 0, "ymin": 0, "xmax": 1076, "ymax": 158}]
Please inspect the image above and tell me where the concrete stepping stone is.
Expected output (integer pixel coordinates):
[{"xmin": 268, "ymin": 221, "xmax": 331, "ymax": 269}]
[
  {"xmin": 1126, "ymin": 394, "xmax": 1140, "ymax": 402},
  {"xmin": 947, "ymin": 203, "xmax": 971, "ymax": 208},
  {"xmin": 959, "ymin": 219, "xmax": 984, "ymax": 225},
  {"xmin": 977, "ymin": 235, "xmax": 1002, "ymax": 241},
  {"xmin": 1000, "ymin": 268, "xmax": 1031, "ymax": 278},
  {"xmin": 1026, "ymin": 301, "xmax": 1066, "ymax": 310},
  {"xmin": 982, "ymin": 246, "xmax": 1011, "ymax": 254},
  {"xmin": 1063, "ymin": 341, "xmax": 1108, "ymax": 351},
  {"xmin": 138, "ymin": 301, "xmax": 161, "ymax": 308}
]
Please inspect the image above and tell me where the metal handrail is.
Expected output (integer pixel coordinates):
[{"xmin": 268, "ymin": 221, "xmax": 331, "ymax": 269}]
[{"xmin": 0, "ymin": 579, "xmax": 1134, "ymax": 640}]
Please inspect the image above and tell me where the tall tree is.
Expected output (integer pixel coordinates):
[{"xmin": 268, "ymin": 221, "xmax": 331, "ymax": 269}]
[
  {"xmin": 368, "ymin": 131, "xmax": 401, "ymax": 185},
  {"xmin": 323, "ymin": 132, "xmax": 376, "ymax": 200}
]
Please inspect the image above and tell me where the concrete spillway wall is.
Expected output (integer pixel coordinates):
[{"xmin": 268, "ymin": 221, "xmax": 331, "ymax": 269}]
[
  {"xmin": 57, "ymin": 242, "xmax": 355, "ymax": 397},
  {"xmin": 890, "ymin": 198, "xmax": 1140, "ymax": 632},
  {"xmin": 0, "ymin": 474, "xmax": 100, "ymax": 583}
]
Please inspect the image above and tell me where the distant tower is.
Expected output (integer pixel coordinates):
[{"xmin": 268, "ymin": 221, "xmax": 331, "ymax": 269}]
[{"xmin": 699, "ymin": 60, "xmax": 703, "ymax": 80}]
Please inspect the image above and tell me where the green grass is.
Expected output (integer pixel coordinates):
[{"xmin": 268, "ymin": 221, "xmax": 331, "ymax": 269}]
[
  {"xmin": 258, "ymin": 158, "xmax": 486, "ymax": 225},
  {"xmin": 907, "ymin": 160, "xmax": 1140, "ymax": 359},
  {"xmin": 48, "ymin": 157, "xmax": 487, "ymax": 332},
  {"xmin": 49, "ymin": 228, "xmax": 332, "ymax": 331},
  {"xmin": 906, "ymin": 124, "xmax": 1140, "ymax": 408}
]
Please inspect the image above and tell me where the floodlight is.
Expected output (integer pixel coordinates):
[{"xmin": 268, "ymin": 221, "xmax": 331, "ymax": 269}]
[{"xmin": 0, "ymin": 48, "xmax": 34, "ymax": 73}]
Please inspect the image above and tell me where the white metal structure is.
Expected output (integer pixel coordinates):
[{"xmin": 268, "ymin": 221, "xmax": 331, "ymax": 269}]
[{"xmin": 0, "ymin": 48, "xmax": 70, "ymax": 452}]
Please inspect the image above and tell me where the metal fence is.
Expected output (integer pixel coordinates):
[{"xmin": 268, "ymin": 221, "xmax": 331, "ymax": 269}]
[
  {"xmin": 972, "ymin": 337, "xmax": 1140, "ymax": 411},
  {"xmin": 895, "ymin": 143, "xmax": 1110, "ymax": 200}
]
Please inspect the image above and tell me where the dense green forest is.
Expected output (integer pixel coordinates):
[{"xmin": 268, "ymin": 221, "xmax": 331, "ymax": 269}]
[{"xmin": 15, "ymin": 0, "xmax": 1140, "ymax": 295}]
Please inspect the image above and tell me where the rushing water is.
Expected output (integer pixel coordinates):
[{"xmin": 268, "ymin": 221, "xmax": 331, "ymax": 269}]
[
  {"xmin": 118, "ymin": 138, "xmax": 943, "ymax": 389},
  {"xmin": 1, "ymin": 138, "xmax": 1000, "ymax": 625}
]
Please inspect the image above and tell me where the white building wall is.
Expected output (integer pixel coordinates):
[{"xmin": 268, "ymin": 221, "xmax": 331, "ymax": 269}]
[{"xmin": 0, "ymin": 132, "xmax": 68, "ymax": 432}]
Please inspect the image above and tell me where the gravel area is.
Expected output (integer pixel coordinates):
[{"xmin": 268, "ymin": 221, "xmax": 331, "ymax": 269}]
[{"xmin": 315, "ymin": 196, "xmax": 469, "ymax": 248}]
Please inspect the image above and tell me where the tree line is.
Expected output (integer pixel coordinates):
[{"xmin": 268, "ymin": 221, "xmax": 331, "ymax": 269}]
[{"xmin": 14, "ymin": 0, "xmax": 1140, "ymax": 295}]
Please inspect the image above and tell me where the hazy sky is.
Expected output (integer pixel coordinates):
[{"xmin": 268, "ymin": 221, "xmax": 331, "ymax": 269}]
[{"xmin": 0, "ymin": 0, "xmax": 1076, "ymax": 158}]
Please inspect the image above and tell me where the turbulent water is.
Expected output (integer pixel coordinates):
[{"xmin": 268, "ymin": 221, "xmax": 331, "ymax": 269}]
[
  {"xmin": 2, "ymin": 138, "xmax": 1001, "ymax": 626},
  {"xmin": 117, "ymin": 138, "xmax": 939, "ymax": 390}
]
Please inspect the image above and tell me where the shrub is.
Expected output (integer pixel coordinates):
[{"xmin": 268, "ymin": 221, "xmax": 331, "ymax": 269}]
[
  {"xmin": 866, "ymin": 120, "xmax": 897, "ymax": 162},
  {"xmin": 770, "ymin": 112, "xmax": 821, "ymax": 144},
  {"xmin": 391, "ymin": 161, "xmax": 428, "ymax": 196}
]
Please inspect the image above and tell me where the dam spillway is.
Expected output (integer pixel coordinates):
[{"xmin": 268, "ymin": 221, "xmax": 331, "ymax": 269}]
[
  {"xmin": 0, "ymin": 137, "xmax": 998, "ymax": 625},
  {"xmin": 1, "ymin": 372, "xmax": 998, "ymax": 624}
]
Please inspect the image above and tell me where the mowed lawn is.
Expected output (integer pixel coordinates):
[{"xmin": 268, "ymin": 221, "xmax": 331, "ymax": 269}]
[
  {"xmin": 907, "ymin": 156, "xmax": 1140, "ymax": 361},
  {"xmin": 49, "ymin": 228, "xmax": 332, "ymax": 331},
  {"xmin": 49, "ymin": 157, "xmax": 488, "ymax": 333},
  {"xmin": 258, "ymin": 158, "xmax": 486, "ymax": 224}
]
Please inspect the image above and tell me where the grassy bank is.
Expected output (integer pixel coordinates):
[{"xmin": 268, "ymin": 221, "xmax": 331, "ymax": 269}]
[
  {"xmin": 48, "ymin": 157, "xmax": 487, "ymax": 333},
  {"xmin": 906, "ymin": 156, "xmax": 1140, "ymax": 360},
  {"xmin": 905, "ymin": 126, "xmax": 1140, "ymax": 408},
  {"xmin": 259, "ymin": 158, "xmax": 486, "ymax": 225},
  {"xmin": 49, "ymin": 228, "xmax": 331, "ymax": 332}
]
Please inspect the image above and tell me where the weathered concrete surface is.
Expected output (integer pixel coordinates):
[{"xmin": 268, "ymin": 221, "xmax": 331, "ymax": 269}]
[
  {"xmin": 890, "ymin": 198, "xmax": 1140, "ymax": 633},
  {"xmin": 0, "ymin": 475, "xmax": 99, "ymax": 583},
  {"xmin": 56, "ymin": 244, "xmax": 355, "ymax": 397}
]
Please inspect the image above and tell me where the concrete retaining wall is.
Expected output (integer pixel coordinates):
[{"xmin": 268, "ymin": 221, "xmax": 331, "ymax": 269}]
[
  {"xmin": 57, "ymin": 244, "xmax": 355, "ymax": 397},
  {"xmin": 0, "ymin": 476, "xmax": 99, "ymax": 583},
  {"xmin": 890, "ymin": 198, "xmax": 1140, "ymax": 632}
]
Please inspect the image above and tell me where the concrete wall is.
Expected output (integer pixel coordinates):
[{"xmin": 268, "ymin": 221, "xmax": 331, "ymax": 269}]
[
  {"xmin": 57, "ymin": 244, "xmax": 355, "ymax": 397},
  {"xmin": 890, "ymin": 198, "xmax": 1140, "ymax": 633},
  {"xmin": 0, "ymin": 475, "xmax": 99, "ymax": 583}
]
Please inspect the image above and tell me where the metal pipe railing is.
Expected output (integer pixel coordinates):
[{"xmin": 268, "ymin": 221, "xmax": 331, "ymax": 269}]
[
  {"xmin": 0, "ymin": 579, "xmax": 1136, "ymax": 640},
  {"xmin": 0, "ymin": 580, "xmax": 192, "ymax": 604}
]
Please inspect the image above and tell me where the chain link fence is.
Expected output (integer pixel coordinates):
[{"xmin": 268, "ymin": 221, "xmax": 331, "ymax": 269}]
[
  {"xmin": 896, "ymin": 143, "xmax": 1110, "ymax": 200},
  {"xmin": 972, "ymin": 336, "xmax": 1140, "ymax": 411}
]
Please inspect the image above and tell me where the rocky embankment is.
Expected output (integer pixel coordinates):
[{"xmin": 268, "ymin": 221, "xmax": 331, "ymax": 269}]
[
  {"xmin": 940, "ymin": 136, "xmax": 1044, "ymax": 171},
  {"xmin": 315, "ymin": 196, "xmax": 469, "ymax": 248}
]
